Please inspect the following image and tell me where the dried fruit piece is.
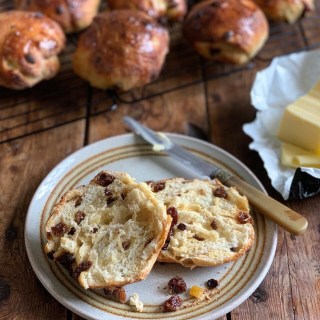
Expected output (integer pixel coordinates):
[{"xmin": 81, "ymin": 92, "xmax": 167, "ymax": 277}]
[
  {"xmin": 74, "ymin": 196, "xmax": 82, "ymax": 207},
  {"xmin": 51, "ymin": 222, "xmax": 67, "ymax": 236},
  {"xmin": 95, "ymin": 172, "xmax": 115, "ymax": 187},
  {"xmin": 104, "ymin": 287, "xmax": 126, "ymax": 303},
  {"xmin": 56, "ymin": 252, "xmax": 75, "ymax": 272},
  {"xmin": 73, "ymin": 261, "xmax": 92, "ymax": 279},
  {"xmin": 213, "ymin": 187, "xmax": 227, "ymax": 198},
  {"xmin": 68, "ymin": 227, "xmax": 76, "ymax": 236},
  {"xmin": 210, "ymin": 220, "xmax": 218, "ymax": 230},
  {"xmin": 122, "ymin": 241, "xmax": 130, "ymax": 250},
  {"xmin": 206, "ymin": 278, "xmax": 218, "ymax": 289},
  {"xmin": 162, "ymin": 295, "xmax": 182, "ymax": 312},
  {"xmin": 237, "ymin": 211, "xmax": 253, "ymax": 224},
  {"xmin": 189, "ymin": 285, "xmax": 204, "ymax": 299},
  {"xmin": 152, "ymin": 181, "xmax": 166, "ymax": 192},
  {"xmin": 193, "ymin": 235, "xmax": 204, "ymax": 241},
  {"xmin": 162, "ymin": 206, "xmax": 179, "ymax": 250},
  {"xmin": 75, "ymin": 211, "xmax": 86, "ymax": 224},
  {"xmin": 177, "ymin": 223, "xmax": 187, "ymax": 231},
  {"xmin": 168, "ymin": 276, "xmax": 187, "ymax": 294},
  {"xmin": 167, "ymin": 207, "xmax": 178, "ymax": 226}
]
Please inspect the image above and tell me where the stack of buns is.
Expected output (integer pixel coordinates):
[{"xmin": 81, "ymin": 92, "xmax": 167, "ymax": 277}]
[
  {"xmin": 45, "ymin": 170, "xmax": 255, "ymax": 290},
  {"xmin": 0, "ymin": 0, "xmax": 315, "ymax": 90}
]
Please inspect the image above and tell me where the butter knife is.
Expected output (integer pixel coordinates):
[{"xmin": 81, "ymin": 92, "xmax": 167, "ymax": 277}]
[{"xmin": 124, "ymin": 116, "xmax": 308, "ymax": 236}]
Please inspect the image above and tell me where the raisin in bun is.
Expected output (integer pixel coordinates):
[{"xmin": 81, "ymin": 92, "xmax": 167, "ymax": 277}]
[
  {"xmin": 15, "ymin": 0, "xmax": 101, "ymax": 33},
  {"xmin": 72, "ymin": 10, "xmax": 169, "ymax": 91},
  {"xmin": 45, "ymin": 171, "xmax": 171, "ymax": 289},
  {"xmin": 253, "ymin": 0, "xmax": 314, "ymax": 23},
  {"xmin": 107, "ymin": 0, "xmax": 187, "ymax": 22},
  {"xmin": 183, "ymin": 0, "xmax": 269, "ymax": 64},
  {"xmin": 149, "ymin": 178, "xmax": 254, "ymax": 268},
  {"xmin": 0, "ymin": 11, "xmax": 65, "ymax": 90}
]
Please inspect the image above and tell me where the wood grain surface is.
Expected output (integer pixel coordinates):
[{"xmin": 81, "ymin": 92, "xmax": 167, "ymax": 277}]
[{"xmin": 0, "ymin": 1, "xmax": 319, "ymax": 319}]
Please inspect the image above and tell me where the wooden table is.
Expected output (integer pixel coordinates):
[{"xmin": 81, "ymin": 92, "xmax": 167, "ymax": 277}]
[{"xmin": 0, "ymin": 1, "xmax": 319, "ymax": 319}]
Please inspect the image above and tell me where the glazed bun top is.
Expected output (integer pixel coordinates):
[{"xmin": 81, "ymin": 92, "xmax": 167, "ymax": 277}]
[
  {"xmin": 72, "ymin": 10, "xmax": 169, "ymax": 91},
  {"xmin": 183, "ymin": 0, "xmax": 269, "ymax": 64},
  {"xmin": 0, "ymin": 10, "xmax": 65, "ymax": 90}
]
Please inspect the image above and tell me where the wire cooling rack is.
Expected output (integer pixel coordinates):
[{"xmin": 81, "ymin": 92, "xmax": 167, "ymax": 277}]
[{"xmin": 0, "ymin": 1, "xmax": 319, "ymax": 144}]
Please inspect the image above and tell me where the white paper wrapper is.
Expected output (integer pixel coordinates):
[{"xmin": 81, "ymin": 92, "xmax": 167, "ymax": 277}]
[{"xmin": 243, "ymin": 50, "xmax": 320, "ymax": 200}]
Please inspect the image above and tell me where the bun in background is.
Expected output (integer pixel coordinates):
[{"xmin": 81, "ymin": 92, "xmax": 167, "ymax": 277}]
[
  {"xmin": 15, "ymin": 0, "xmax": 101, "ymax": 33},
  {"xmin": 0, "ymin": 11, "xmax": 65, "ymax": 90},
  {"xmin": 107, "ymin": 0, "xmax": 187, "ymax": 22},
  {"xmin": 183, "ymin": 0, "xmax": 269, "ymax": 64},
  {"xmin": 72, "ymin": 10, "xmax": 169, "ymax": 91},
  {"xmin": 253, "ymin": 0, "xmax": 314, "ymax": 23}
]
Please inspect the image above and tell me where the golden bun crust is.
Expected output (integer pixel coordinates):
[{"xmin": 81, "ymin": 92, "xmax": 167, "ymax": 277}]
[
  {"xmin": 44, "ymin": 171, "xmax": 170, "ymax": 289},
  {"xmin": 107, "ymin": 0, "xmax": 187, "ymax": 21},
  {"xmin": 150, "ymin": 178, "xmax": 255, "ymax": 269},
  {"xmin": 72, "ymin": 10, "xmax": 169, "ymax": 91},
  {"xmin": 0, "ymin": 11, "xmax": 65, "ymax": 90},
  {"xmin": 15, "ymin": 0, "xmax": 101, "ymax": 33},
  {"xmin": 183, "ymin": 0, "xmax": 269, "ymax": 64},
  {"xmin": 254, "ymin": 0, "xmax": 314, "ymax": 23}
]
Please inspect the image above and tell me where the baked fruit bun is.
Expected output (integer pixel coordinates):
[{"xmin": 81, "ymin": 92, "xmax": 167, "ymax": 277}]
[
  {"xmin": 149, "ymin": 178, "xmax": 255, "ymax": 268},
  {"xmin": 107, "ymin": 0, "xmax": 187, "ymax": 22},
  {"xmin": 72, "ymin": 10, "xmax": 169, "ymax": 91},
  {"xmin": 253, "ymin": 0, "xmax": 314, "ymax": 23},
  {"xmin": 183, "ymin": 0, "xmax": 269, "ymax": 64},
  {"xmin": 15, "ymin": 0, "xmax": 101, "ymax": 33},
  {"xmin": 45, "ymin": 171, "xmax": 171, "ymax": 289},
  {"xmin": 0, "ymin": 11, "xmax": 65, "ymax": 90}
]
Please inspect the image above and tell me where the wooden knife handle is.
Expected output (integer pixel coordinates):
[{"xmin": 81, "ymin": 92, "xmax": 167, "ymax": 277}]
[{"xmin": 225, "ymin": 175, "xmax": 308, "ymax": 235}]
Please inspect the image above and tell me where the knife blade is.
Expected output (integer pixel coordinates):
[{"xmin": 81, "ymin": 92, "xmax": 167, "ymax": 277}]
[{"xmin": 123, "ymin": 116, "xmax": 308, "ymax": 236}]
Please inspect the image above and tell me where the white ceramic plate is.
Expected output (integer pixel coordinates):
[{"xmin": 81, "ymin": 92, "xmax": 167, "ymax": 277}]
[{"xmin": 25, "ymin": 133, "xmax": 277, "ymax": 320}]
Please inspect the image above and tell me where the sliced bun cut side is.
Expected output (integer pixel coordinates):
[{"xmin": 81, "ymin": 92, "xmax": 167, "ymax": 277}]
[
  {"xmin": 150, "ymin": 178, "xmax": 254, "ymax": 268},
  {"xmin": 45, "ymin": 171, "xmax": 170, "ymax": 289}
]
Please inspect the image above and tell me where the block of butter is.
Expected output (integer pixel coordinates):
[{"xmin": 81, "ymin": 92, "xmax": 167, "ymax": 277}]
[
  {"xmin": 277, "ymin": 81, "xmax": 320, "ymax": 155},
  {"xmin": 281, "ymin": 142, "xmax": 320, "ymax": 168}
]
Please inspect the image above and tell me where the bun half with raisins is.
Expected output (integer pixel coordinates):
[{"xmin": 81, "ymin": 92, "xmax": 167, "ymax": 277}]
[
  {"xmin": 149, "ymin": 178, "xmax": 255, "ymax": 268},
  {"xmin": 45, "ymin": 171, "xmax": 171, "ymax": 289}
]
